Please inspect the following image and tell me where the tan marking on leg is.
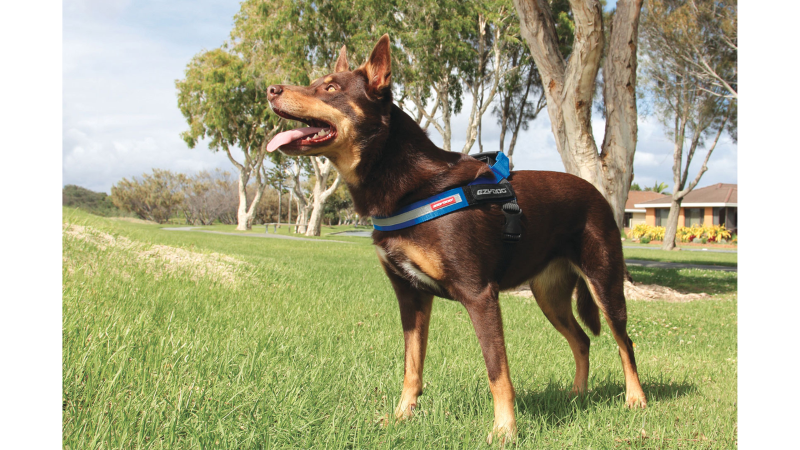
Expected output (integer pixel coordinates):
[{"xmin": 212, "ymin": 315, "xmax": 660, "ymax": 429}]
[
  {"xmin": 604, "ymin": 316, "xmax": 647, "ymax": 408},
  {"xmin": 396, "ymin": 241, "xmax": 444, "ymax": 280},
  {"xmin": 571, "ymin": 263, "xmax": 647, "ymax": 408},
  {"xmin": 394, "ymin": 295, "xmax": 433, "ymax": 420},
  {"xmin": 487, "ymin": 363, "xmax": 517, "ymax": 444},
  {"xmin": 531, "ymin": 259, "xmax": 589, "ymax": 394}
]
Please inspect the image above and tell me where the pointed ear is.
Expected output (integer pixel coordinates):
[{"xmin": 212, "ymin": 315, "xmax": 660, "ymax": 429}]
[
  {"xmin": 363, "ymin": 34, "xmax": 392, "ymax": 96},
  {"xmin": 334, "ymin": 45, "xmax": 349, "ymax": 73}
]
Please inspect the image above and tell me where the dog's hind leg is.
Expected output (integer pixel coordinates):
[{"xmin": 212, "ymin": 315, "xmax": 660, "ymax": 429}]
[
  {"xmin": 572, "ymin": 246, "xmax": 647, "ymax": 408},
  {"xmin": 460, "ymin": 283, "xmax": 517, "ymax": 444},
  {"xmin": 383, "ymin": 269, "xmax": 435, "ymax": 419},
  {"xmin": 529, "ymin": 259, "xmax": 591, "ymax": 394}
]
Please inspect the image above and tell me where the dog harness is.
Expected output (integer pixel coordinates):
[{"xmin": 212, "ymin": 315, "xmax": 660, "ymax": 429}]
[{"xmin": 372, "ymin": 151, "xmax": 523, "ymax": 242}]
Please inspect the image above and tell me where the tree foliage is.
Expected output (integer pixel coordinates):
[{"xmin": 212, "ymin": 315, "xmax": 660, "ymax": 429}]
[
  {"xmin": 640, "ymin": 0, "xmax": 736, "ymax": 250},
  {"xmin": 62, "ymin": 185, "xmax": 124, "ymax": 217},
  {"xmin": 111, "ymin": 169, "xmax": 185, "ymax": 224}
]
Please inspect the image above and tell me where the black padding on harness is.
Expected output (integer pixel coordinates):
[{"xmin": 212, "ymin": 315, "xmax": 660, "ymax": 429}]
[
  {"xmin": 462, "ymin": 183, "xmax": 516, "ymax": 204},
  {"xmin": 468, "ymin": 152, "xmax": 523, "ymax": 243}
]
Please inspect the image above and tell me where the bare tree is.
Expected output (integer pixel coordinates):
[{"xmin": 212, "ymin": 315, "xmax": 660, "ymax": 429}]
[{"xmin": 640, "ymin": 0, "xmax": 735, "ymax": 250}]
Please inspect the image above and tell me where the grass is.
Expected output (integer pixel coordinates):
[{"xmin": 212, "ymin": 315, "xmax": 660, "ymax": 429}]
[
  {"xmin": 166, "ymin": 223, "xmax": 739, "ymax": 268},
  {"xmin": 623, "ymin": 248, "xmax": 737, "ymax": 267},
  {"xmin": 64, "ymin": 207, "xmax": 737, "ymax": 449},
  {"xmin": 163, "ymin": 222, "xmax": 372, "ymax": 243}
]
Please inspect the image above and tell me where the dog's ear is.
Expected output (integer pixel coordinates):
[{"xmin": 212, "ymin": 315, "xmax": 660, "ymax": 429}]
[
  {"xmin": 334, "ymin": 45, "xmax": 349, "ymax": 73},
  {"xmin": 363, "ymin": 34, "xmax": 392, "ymax": 98}
]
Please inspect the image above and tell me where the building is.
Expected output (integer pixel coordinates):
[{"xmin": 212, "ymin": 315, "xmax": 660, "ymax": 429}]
[
  {"xmin": 634, "ymin": 183, "xmax": 737, "ymax": 232},
  {"xmin": 624, "ymin": 191, "xmax": 669, "ymax": 228}
]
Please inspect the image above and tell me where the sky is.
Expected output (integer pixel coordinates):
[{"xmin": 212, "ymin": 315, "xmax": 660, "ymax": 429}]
[{"xmin": 62, "ymin": 0, "xmax": 737, "ymax": 194}]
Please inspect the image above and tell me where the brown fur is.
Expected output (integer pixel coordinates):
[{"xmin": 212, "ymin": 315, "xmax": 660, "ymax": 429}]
[{"xmin": 267, "ymin": 34, "xmax": 647, "ymax": 440}]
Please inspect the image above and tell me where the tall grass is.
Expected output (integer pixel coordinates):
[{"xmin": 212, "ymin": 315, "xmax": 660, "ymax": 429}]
[{"xmin": 63, "ymin": 208, "xmax": 737, "ymax": 448}]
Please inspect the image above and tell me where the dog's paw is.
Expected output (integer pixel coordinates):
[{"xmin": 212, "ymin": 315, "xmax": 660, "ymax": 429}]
[
  {"xmin": 393, "ymin": 402, "xmax": 416, "ymax": 421},
  {"xmin": 487, "ymin": 422, "xmax": 517, "ymax": 446},
  {"xmin": 570, "ymin": 384, "xmax": 588, "ymax": 396},
  {"xmin": 625, "ymin": 393, "xmax": 647, "ymax": 409}
]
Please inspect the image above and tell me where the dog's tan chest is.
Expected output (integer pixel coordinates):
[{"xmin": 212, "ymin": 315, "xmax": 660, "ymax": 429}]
[{"xmin": 375, "ymin": 242, "xmax": 445, "ymax": 291}]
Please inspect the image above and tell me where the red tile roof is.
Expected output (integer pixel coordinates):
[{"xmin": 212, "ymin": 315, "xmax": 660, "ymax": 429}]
[
  {"xmin": 636, "ymin": 183, "xmax": 737, "ymax": 207},
  {"xmin": 625, "ymin": 190, "xmax": 669, "ymax": 210}
]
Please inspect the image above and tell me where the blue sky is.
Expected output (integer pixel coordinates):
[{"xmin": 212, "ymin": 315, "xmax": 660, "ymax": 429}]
[{"xmin": 62, "ymin": 0, "xmax": 737, "ymax": 194}]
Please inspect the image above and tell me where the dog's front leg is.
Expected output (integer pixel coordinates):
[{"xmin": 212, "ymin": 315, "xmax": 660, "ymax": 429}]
[
  {"xmin": 462, "ymin": 284, "xmax": 517, "ymax": 444},
  {"xmin": 384, "ymin": 270, "xmax": 434, "ymax": 420}
]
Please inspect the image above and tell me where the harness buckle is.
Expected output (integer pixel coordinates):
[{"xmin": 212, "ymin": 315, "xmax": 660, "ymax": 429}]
[{"xmin": 501, "ymin": 202, "xmax": 522, "ymax": 242}]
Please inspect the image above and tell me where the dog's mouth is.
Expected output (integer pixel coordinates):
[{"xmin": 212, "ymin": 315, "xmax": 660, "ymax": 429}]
[{"xmin": 267, "ymin": 109, "xmax": 338, "ymax": 153}]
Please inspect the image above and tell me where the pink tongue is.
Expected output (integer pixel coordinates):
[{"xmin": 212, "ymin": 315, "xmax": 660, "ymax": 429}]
[{"xmin": 267, "ymin": 127, "xmax": 325, "ymax": 152}]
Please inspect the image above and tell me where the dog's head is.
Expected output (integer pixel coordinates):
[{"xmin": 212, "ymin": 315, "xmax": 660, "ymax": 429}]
[{"xmin": 266, "ymin": 34, "xmax": 393, "ymax": 181}]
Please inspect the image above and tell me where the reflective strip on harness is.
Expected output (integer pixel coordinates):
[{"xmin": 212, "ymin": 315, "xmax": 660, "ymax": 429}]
[
  {"xmin": 371, "ymin": 190, "xmax": 465, "ymax": 231},
  {"xmin": 372, "ymin": 152, "xmax": 515, "ymax": 232}
]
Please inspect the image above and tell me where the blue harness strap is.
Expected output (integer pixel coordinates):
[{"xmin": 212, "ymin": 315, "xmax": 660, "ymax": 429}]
[{"xmin": 372, "ymin": 152, "xmax": 519, "ymax": 236}]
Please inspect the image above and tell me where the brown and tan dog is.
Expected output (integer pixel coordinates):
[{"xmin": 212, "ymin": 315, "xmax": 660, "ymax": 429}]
[{"xmin": 266, "ymin": 34, "xmax": 646, "ymax": 442}]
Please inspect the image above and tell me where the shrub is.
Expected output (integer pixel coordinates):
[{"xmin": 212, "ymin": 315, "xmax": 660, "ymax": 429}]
[
  {"xmin": 629, "ymin": 224, "xmax": 664, "ymax": 242},
  {"xmin": 640, "ymin": 235, "xmax": 651, "ymax": 244}
]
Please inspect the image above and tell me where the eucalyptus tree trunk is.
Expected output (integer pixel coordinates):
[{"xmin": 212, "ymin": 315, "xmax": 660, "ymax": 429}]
[
  {"xmin": 305, "ymin": 157, "xmax": 342, "ymax": 236},
  {"xmin": 661, "ymin": 198, "xmax": 682, "ymax": 250},
  {"xmin": 232, "ymin": 155, "xmax": 268, "ymax": 231},
  {"xmin": 513, "ymin": 0, "xmax": 643, "ymax": 231}
]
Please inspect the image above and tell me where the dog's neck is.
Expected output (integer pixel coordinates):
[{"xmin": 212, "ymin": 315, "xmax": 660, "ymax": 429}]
[{"xmin": 343, "ymin": 104, "xmax": 493, "ymax": 218}]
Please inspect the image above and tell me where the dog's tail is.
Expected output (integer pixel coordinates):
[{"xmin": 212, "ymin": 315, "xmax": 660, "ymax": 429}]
[{"xmin": 575, "ymin": 277, "xmax": 601, "ymax": 336}]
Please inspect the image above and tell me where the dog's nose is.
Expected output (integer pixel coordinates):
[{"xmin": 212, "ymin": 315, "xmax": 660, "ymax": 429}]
[{"xmin": 267, "ymin": 85, "xmax": 283, "ymax": 101}]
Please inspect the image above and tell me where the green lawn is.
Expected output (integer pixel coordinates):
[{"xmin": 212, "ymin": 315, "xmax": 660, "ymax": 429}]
[
  {"xmin": 160, "ymin": 222, "xmax": 372, "ymax": 243},
  {"xmin": 623, "ymin": 247, "xmax": 737, "ymax": 267},
  {"xmin": 64, "ymin": 208, "xmax": 737, "ymax": 449}
]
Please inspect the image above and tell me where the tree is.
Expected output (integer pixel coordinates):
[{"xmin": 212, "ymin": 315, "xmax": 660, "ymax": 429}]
[
  {"xmin": 176, "ymin": 48, "xmax": 282, "ymax": 230},
  {"xmin": 640, "ymin": 0, "xmax": 735, "ymax": 251},
  {"xmin": 629, "ymin": 182, "xmax": 642, "ymax": 191},
  {"xmin": 512, "ymin": 0, "xmax": 643, "ymax": 232},
  {"xmin": 304, "ymin": 157, "xmax": 342, "ymax": 236},
  {"xmin": 459, "ymin": 2, "xmax": 518, "ymax": 154},
  {"xmin": 111, "ymin": 169, "xmax": 185, "ymax": 224},
  {"xmin": 229, "ymin": 0, "xmax": 350, "ymax": 236},
  {"xmin": 393, "ymin": 0, "xmax": 475, "ymax": 151},
  {"xmin": 644, "ymin": 181, "xmax": 669, "ymax": 194},
  {"xmin": 648, "ymin": 0, "xmax": 737, "ymax": 100},
  {"xmin": 492, "ymin": 43, "xmax": 546, "ymax": 168},
  {"xmin": 180, "ymin": 169, "xmax": 239, "ymax": 226},
  {"xmin": 62, "ymin": 185, "xmax": 123, "ymax": 217}
]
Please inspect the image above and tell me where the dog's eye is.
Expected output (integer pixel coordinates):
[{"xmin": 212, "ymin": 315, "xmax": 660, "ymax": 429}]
[{"xmin": 326, "ymin": 85, "xmax": 336, "ymax": 92}]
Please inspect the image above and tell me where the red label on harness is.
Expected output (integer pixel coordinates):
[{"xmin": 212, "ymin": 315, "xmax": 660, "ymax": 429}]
[{"xmin": 431, "ymin": 196, "xmax": 457, "ymax": 211}]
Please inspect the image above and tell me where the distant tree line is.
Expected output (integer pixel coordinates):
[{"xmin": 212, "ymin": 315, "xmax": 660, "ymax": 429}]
[
  {"xmin": 106, "ymin": 168, "xmax": 357, "ymax": 227},
  {"xmin": 62, "ymin": 185, "xmax": 126, "ymax": 217}
]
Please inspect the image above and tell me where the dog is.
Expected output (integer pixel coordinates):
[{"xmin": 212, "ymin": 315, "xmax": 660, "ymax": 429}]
[{"xmin": 266, "ymin": 34, "xmax": 646, "ymax": 443}]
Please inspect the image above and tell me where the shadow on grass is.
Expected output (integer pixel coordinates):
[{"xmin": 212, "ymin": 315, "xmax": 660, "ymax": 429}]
[
  {"xmin": 628, "ymin": 266, "xmax": 737, "ymax": 295},
  {"xmin": 515, "ymin": 379, "xmax": 697, "ymax": 428}
]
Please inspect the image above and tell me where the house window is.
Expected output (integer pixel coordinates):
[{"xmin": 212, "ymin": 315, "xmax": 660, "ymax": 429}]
[
  {"xmin": 713, "ymin": 207, "xmax": 726, "ymax": 226},
  {"xmin": 685, "ymin": 208, "xmax": 703, "ymax": 226},
  {"xmin": 655, "ymin": 208, "xmax": 669, "ymax": 227},
  {"xmin": 624, "ymin": 212, "xmax": 633, "ymax": 228}
]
